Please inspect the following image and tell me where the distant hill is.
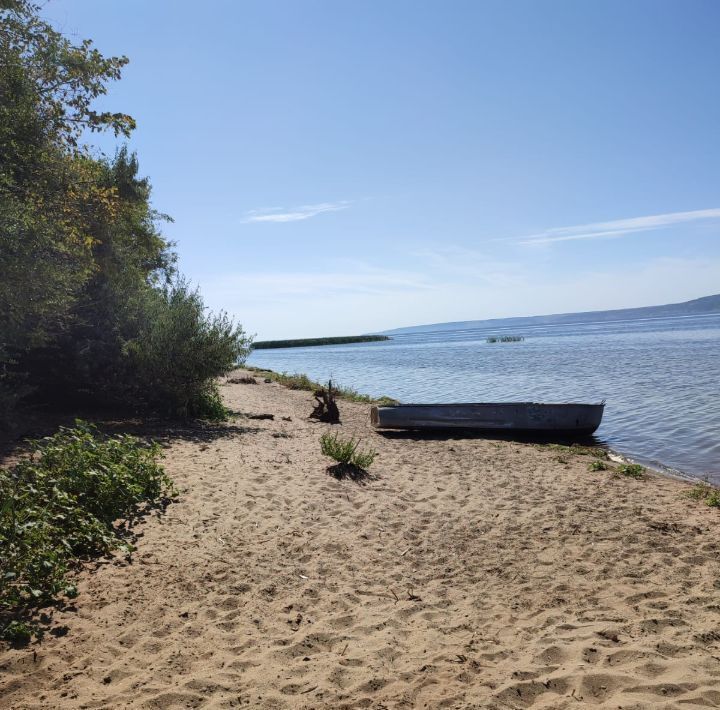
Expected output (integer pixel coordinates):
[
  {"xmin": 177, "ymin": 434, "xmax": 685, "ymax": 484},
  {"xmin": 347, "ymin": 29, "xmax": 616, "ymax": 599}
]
[{"xmin": 381, "ymin": 294, "xmax": 720, "ymax": 335}]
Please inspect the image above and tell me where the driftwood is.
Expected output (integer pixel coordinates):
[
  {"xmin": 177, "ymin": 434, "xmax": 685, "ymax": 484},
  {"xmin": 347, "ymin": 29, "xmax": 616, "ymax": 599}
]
[
  {"xmin": 309, "ymin": 381, "xmax": 340, "ymax": 423},
  {"xmin": 227, "ymin": 376, "xmax": 257, "ymax": 385}
]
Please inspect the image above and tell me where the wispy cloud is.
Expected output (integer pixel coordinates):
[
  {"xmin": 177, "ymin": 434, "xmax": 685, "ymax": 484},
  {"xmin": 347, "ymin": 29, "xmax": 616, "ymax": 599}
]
[
  {"xmin": 242, "ymin": 201, "xmax": 350, "ymax": 224},
  {"xmin": 204, "ymin": 265, "xmax": 434, "ymax": 305},
  {"xmin": 517, "ymin": 208, "xmax": 720, "ymax": 245},
  {"xmin": 412, "ymin": 246, "xmax": 528, "ymax": 286}
]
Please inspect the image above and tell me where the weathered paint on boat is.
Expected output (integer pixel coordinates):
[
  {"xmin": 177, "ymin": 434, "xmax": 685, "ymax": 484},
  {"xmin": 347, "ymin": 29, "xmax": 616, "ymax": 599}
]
[{"xmin": 370, "ymin": 402, "xmax": 605, "ymax": 435}]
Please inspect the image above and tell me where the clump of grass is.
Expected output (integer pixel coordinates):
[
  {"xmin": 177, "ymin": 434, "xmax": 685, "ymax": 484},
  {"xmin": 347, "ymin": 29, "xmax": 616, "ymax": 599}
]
[
  {"xmin": 0, "ymin": 421, "xmax": 174, "ymax": 642},
  {"xmin": 486, "ymin": 335, "xmax": 524, "ymax": 343},
  {"xmin": 247, "ymin": 367, "xmax": 398, "ymax": 405},
  {"xmin": 320, "ymin": 432, "xmax": 376, "ymax": 470},
  {"xmin": 686, "ymin": 483, "xmax": 711, "ymax": 500},
  {"xmin": 616, "ymin": 463, "xmax": 646, "ymax": 479},
  {"xmin": 588, "ymin": 460, "xmax": 609, "ymax": 472},
  {"xmin": 545, "ymin": 444, "xmax": 609, "ymax": 459},
  {"xmin": 685, "ymin": 483, "xmax": 720, "ymax": 507}
]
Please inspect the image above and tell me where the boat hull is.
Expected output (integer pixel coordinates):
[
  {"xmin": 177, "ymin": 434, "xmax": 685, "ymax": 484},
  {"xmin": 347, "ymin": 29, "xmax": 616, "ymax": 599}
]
[{"xmin": 370, "ymin": 402, "xmax": 605, "ymax": 435}]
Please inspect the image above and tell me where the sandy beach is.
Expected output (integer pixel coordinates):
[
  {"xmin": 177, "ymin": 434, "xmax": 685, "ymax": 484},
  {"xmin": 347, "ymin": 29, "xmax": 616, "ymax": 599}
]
[{"xmin": 2, "ymin": 370, "xmax": 720, "ymax": 709}]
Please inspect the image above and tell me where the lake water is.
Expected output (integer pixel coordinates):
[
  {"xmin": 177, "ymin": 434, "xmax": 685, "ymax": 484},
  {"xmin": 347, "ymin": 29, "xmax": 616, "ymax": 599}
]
[{"xmin": 248, "ymin": 313, "xmax": 720, "ymax": 483}]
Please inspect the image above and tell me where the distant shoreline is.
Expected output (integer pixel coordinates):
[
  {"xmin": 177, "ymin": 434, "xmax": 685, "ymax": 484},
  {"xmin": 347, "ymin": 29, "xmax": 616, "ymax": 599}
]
[{"xmin": 253, "ymin": 335, "xmax": 390, "ymax": 350}]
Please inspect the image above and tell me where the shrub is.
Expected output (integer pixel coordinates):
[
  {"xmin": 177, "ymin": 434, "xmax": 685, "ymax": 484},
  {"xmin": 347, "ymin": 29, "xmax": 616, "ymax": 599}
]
[
  {"xmin": 320, "ymin": 432, "xmax": 377, "ymax": 470},
  {"xmin": 0, "ymin": 422, "xmax": 173, "ymax": 639},
  {"xmin": 1, "ymin": 620, "xmax": 35, "ymax": 646},
  {"xmin": 588, "ymin": 460, "xmax": 609, "ymax": 472},
  {"xmin": 127, "ymin": 280, "xmax": 251, "ymax": 419}
]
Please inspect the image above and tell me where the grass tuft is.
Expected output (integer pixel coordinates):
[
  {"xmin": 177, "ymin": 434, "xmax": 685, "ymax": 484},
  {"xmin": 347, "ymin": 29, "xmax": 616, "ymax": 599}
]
[
  {"xmin": 588, "ymin": 460, "xmax": 609, "ymax": 472},
  {"xmin": 616, "ymin": 463, "xmax": 646, "ymax": 479},
  {"xmin": 685, "ymin": 483, "xmax": 720, "ymax": 507},
  {"xmin": 544, "ymin": 444, "xmax": 609, "ymax": 459},
  {"xmin": 320, "ymin": 432, "xmax": 377, "ymax": 470}
]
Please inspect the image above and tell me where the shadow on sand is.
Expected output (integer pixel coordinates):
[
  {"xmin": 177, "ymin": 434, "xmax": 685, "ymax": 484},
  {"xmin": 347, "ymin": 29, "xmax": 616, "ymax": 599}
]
[
  {"xmin": 1, "ymin": 408, "xmax": 261, "ymax": 461},
  {"xmin": 327, "ymin": 463, "xmax": 377, "ymax": 484},
  {"xmin": 377, "ymin": 428, "xmax": 607, "ymax": 449}
]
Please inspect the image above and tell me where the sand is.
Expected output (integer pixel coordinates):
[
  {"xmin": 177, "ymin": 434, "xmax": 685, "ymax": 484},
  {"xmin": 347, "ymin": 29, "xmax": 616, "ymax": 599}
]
[{"xmin": 2, "ymin": 370, "xmax": 720, "ymax": 709}]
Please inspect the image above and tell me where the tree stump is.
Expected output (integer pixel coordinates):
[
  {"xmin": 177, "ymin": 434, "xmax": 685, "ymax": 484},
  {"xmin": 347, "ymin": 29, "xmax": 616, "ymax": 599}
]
[{"xmin": 309, "ymin": 380, "xmax": 340, "ymax": 423}]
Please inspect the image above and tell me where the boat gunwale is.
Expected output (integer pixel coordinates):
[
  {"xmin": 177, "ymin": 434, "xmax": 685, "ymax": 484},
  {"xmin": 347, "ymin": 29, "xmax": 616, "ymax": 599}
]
[{"xmin": 374, "ymin": 402, "xmax": 605, "ymax": 409}]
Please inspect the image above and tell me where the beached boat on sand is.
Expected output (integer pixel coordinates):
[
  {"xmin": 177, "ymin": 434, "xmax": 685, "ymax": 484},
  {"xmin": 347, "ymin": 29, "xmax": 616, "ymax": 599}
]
[{"xmin": 371, "ymin": 401, "xmax": 605, "ymax": 435}]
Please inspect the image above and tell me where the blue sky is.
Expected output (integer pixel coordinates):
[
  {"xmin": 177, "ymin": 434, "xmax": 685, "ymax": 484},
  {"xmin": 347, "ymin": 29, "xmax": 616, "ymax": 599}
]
[{"xmin": 44, "ymin": 0, "xmax": 720, "ymax": 338}]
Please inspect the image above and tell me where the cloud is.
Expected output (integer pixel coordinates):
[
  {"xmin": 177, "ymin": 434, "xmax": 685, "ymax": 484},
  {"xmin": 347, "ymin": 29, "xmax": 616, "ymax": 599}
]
[
  {"xmin": 516, "ymin": 208, "xmax": 720, "ymax": 245},
  {"xmin": 412, "ymin": 245, "xmax": 528, "ymax": 287},
  {"xmin": 242, "ymin": 201, "xmax": 350, "ymax": 223},
  {"xmin": 202, "ymin": 264, "xmax": 434, "ymax": 306}
]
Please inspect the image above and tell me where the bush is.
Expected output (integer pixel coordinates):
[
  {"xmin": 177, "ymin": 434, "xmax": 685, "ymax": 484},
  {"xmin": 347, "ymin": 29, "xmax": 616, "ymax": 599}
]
[
  {"xmin": 0, "ymin": 421, "xmax": 173, "ymax": 639},
  {"xmin": 127, "ymin": 280, "xmax": 252, "ymax": 419},
  {"xmin": 1, "ymin": 620, "xmax": 35, "ymax": 646},
  {"xmin": 320, "ymin": 432, "xmax": 377, "ymax": 470},
  {"xmin": 588, "ymin": 460, "xmax": 609, "ymax": 472}
]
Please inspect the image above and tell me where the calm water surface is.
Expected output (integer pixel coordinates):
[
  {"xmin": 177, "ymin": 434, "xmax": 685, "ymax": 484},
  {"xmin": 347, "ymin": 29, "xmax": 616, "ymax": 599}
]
[{"xmin": 249, "ymin": 314, "xmax": 720, "ymax": 483}]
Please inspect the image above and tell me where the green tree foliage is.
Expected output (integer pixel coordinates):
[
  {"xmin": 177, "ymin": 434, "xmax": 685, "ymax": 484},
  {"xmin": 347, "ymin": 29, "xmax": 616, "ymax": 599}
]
[
  {"xmin": 0, "ymin": 0, "xmax": 132, "ymax": 351},
  {"xmin": 0, "ymin": 0, "xmax": 134, "ymax": 146},
  {"xmin": 0, "ymin": 2, "xmax": 249, "ymax": 423}
]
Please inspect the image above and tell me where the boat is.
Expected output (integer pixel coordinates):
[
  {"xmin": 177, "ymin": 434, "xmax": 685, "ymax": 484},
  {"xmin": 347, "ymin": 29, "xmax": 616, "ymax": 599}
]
[{"xmin": 370, "ymin": 401, "xmax": 605, "ymax": 435}]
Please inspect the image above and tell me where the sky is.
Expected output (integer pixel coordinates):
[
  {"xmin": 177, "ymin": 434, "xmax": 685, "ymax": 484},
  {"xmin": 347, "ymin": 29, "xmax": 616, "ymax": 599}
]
[{"xmin": 43, "ymin": 0, "xmax": 720, "ymax": 339}]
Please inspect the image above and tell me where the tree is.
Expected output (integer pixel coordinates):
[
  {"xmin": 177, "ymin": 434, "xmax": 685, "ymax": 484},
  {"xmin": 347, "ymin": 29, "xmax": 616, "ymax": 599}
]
[
  {"xmin": 1, "ymin": 2, "xmax": 251, "ymax": 423},
  {"xmin": 1, "ymin": 2, "xmax": 137, "ymax": 414}
]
